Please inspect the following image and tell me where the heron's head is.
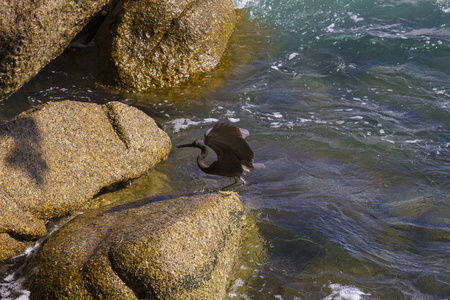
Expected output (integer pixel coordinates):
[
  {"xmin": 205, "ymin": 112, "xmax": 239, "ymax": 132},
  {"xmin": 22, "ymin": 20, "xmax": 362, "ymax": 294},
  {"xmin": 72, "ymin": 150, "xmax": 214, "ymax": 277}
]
[{"xmin": 177, "ymin": 140, "xmax": 206, "ymax": 149}]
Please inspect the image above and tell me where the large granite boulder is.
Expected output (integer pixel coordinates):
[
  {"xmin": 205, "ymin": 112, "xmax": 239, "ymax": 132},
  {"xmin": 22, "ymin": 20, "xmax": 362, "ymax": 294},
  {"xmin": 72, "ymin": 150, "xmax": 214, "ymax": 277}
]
[
  {"xmin": 0, "ymin": 0, "xmax": 115, "ymax": 100},
  {"xmin": 25, "ymin": 193, "xmax": 244, "ymax": 299},
  {"xmin": 0, "ymin": 100, "xmax": 171, "ymax": 261},
  {"xmin": 96, "ymin": 0, "xmax": 236, "ymax": 91}
]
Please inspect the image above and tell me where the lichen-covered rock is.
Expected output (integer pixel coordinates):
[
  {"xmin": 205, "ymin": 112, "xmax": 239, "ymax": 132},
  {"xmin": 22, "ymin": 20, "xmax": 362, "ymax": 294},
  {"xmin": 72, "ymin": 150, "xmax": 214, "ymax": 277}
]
[
  {"xmin": 96, "ymin": 0, "xmax": 236, "ymax": 91},
  {"xmin": 0, "ymin": 100, "xmax": 171, "ymax": 261},
  {"xmin": 0, "ymin": 0, "xmax": 115, "ymax": 100},
  {"xmin": 25, "ymin": 193, "xmax": 244, "ymax": 299}
]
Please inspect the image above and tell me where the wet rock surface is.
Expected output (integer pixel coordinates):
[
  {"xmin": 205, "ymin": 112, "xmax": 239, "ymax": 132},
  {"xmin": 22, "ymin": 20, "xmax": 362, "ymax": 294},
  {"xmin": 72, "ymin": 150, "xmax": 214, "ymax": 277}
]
[
  {"xmin": 0, "ymin": 0, "xmax": 114, "ymax": 100},
  {"xmin": 0, "ymin": 100, "xmax": 171, "ymax": 261},
  {"xmin": 25, "ymin": 193, "xmax": 244, "ymax": 299},
  {"xmin": 96, "ymin": 0, "xmax": 236, "ymax": 91},
  {"xmin": 0, "ymin": 0, "xmax": 236, "ymax": 99}
]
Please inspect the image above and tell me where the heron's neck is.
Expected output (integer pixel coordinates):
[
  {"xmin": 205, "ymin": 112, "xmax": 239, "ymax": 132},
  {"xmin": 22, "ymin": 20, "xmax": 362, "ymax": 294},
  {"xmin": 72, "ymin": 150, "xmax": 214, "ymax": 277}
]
[{"xmin": 197, "ymin": 145, "xmax": 209, "ymax": 170}]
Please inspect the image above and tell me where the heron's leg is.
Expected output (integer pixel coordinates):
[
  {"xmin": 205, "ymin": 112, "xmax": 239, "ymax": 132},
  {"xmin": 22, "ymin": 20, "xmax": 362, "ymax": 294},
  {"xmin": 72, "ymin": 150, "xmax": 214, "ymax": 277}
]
[
  {"xmin": 239, "ymin": 177, "xmax": 246, "ymax": 185},
  {"xmin": 220, "ymin": 177, "xmax": 239, "ymax": 191}
]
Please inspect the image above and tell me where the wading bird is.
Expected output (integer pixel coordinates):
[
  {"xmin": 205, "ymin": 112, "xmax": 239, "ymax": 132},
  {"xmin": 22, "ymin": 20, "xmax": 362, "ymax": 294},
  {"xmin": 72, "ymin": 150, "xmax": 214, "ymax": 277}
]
[{"xmin": 177, "ymin": 122, "xmax": 264, "ymax": 190}]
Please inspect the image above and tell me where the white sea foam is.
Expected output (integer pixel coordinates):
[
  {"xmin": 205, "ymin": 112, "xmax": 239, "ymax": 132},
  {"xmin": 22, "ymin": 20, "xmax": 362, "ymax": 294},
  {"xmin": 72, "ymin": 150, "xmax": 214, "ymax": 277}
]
[
  {"xmin": 288, "ymin": 52, "xmax": 300, "ymax": 60},
  {"xmin": 228, "ymin": 278, "xmax": 249, "ymax": 299},
  {"xmin": 242, "ymin": 103, "xmax": 256, "ymax": 113},
  {"xmin": 436, "ymin": 0, "xmax": 450, "ymax": 13},
  {"xmin": 228, "ymin": 117, "xmax": 240, "ymax": 123},
  {"xmin": 0, "ymin": 214, "xmax": 79, "ymax": 300},
  {"xmin": 299, "ymin": 118, "xmax": 312, "ymax": 123},
  {"xmin": 323, "ymin": 283, "xmax": 370, "ymax": 300},
  {"xmin": 1, "ymin": 266, "xmax": 31, "ymax": 300},
  {"xmin": 347, "ymin": 12, "xmax": 364, "ymax": 23},
  {"xmin": 272, "ymin": 112, "xmax": 283, "ymax": 118},
  {"xmin": 326, "ymin": 23, "xmax": 336, "ymax": 32},
  {"xmin": 204, "ymin": 118, "xmax": 220, "ymax": 123},
  {"xmin": 167, "ymin": 118, "xmax": 219, "ymax": 133},
  {"xmin": 16, "ymin": 294, "xmax": 30, "ymax": 300},
  {"xmin": 382, "ymin": 137, "xmax": 396, "ymax": 144},
  {"xmin": 232, "ymin": 278, "xmax": 245, "ymax": 287},
  {"xmin": 432, "ymin": 87, "xmax": 446, "ymax": 95},
  {"xmin": 0, "ymin": 284, "xmax": 30, "ymax": 300},
  {"xmin": 167, "ymin": 118, "xmax": 200, "ymax": 132},
  {"xmin": 405, "ymin": 139, "xmax": 422, "ymax": 144},
  {"xmin": 232, "ymin": 0, "xmax": 257, "ymax": 9}
]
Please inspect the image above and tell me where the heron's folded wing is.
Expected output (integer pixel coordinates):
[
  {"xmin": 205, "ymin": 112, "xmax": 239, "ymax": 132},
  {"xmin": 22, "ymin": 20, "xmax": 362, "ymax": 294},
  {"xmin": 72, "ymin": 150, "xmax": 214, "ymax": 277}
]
[{"xmin": 205, "ymin": 123, "xmax": 254, "ymax": 169}]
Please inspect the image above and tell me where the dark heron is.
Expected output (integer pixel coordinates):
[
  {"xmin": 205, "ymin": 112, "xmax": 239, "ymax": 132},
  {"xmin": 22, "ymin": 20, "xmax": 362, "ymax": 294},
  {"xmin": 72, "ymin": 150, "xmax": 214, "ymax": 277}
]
[{"xmin": 177, "ymin": 122, "xmax": 264, "ymax": 190}]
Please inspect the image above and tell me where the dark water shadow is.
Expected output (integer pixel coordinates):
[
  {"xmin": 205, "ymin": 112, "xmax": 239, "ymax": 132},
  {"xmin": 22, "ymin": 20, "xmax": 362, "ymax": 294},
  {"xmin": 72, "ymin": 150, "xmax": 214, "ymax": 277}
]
[{"xmin": 0, "ymin": 116, "xmax": 48, "ymax": 185}]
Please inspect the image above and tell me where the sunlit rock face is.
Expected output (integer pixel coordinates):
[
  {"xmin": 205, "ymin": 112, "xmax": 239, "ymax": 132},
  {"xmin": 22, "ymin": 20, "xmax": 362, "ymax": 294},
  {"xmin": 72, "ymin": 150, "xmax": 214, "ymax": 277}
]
[
  {"xmin": 0, "ymin": 100, "xmax": 171, "ymax": 261},
  {"xmin": 0, "ymin": 0, "xmax": 113, "ymax": 100},
  {"xmin": 25, "ymin": 193, "xmax": 244, "ymax": 300},
  {"xmin": 96, "ymin": 0, "xmax": 236, "ymax": 91}
]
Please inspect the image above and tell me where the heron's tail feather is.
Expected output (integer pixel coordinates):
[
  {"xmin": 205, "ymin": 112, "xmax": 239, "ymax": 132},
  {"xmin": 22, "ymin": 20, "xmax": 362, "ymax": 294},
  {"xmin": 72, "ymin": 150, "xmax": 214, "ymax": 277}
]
[
  {"xmin": 239, "ymin": 128, "xmax": 249, "ymax": 138},
  {"xmin": 253, "ymin": 163, "xmax": 266, "ymax": 169}
]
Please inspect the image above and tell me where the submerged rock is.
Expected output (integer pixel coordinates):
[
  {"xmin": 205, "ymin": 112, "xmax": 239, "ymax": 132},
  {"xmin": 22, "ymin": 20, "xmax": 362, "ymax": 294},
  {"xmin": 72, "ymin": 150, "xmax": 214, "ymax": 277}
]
[
  {"xmin": 0, "ymin": 0, "xmax": 114, "ymax": 100},
  {"xmin": 0, "ymin": 100, "xmax": 171, "ymax": 261},
  {"xmin": 96, "ymin": 0, "xmax": 236, "ymax": 91},
  {"xmin": 25, "ymin": 193, "xmax": 244, "ymax": 299}
]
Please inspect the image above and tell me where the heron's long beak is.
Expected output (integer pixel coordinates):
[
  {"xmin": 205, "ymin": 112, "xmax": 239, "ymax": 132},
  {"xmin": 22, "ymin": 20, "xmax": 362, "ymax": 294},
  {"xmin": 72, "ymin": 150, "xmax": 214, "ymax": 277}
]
[{"xmin": 177, "ymin": 143, "xmax": 195, "ymax": 148}]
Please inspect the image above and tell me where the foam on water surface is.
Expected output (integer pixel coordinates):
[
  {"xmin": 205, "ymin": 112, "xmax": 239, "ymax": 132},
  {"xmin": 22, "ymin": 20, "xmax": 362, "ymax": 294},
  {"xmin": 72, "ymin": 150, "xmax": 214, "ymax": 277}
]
[
  {"xmin": 0, "ymin": 214, "xmax": 79, "ymax": 300},
  {"xmin": 232, "ymin": 0, "xmax": 258, "ymax": 9},
  {"xmin": 323, "ymin": 283, "xmax": 370, "ymax": 300},
  {"xmin": 166, "ymin": 118, "xmax": 219, "ymax": 133},
  {"xmin": 228, "ymin": 278, "xmax": 250, "ymax": 299}
]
